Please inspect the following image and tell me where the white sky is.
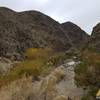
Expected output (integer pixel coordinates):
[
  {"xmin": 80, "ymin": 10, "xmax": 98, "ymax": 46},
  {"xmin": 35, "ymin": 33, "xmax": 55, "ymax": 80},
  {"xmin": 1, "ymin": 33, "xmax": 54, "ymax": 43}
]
[{"xmin": 0, "ymin": 0, "xmax": 100, "ymax": 34}]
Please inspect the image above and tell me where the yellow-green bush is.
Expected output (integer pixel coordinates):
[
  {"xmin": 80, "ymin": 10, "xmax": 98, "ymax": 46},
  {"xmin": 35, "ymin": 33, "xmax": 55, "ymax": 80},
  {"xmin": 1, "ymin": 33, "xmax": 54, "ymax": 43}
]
[
  {"xmin": 25, "ymin": 48, "xmax": 53, "ymax": 60},
  {"xmin": 10, "ymin": 48, "xmax": 53, "ymax": 77}
]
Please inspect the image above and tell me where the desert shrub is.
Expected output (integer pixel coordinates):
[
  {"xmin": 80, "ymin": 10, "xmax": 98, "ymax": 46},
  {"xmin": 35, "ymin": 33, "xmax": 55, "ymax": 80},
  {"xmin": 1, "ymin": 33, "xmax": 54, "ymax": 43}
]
[
  {"xmin": 75, "ymin": 50, "xmax": 100, "ymax": 99},
  {"xmin": 25, "ymin": 48, "xmax": 52, "ymax": 60},
  {"xmin": 49, "ymin": 52, "xmax": 68, "ymax": 66},
  {"xmin": 10, "ymin": 48, "xmax": 53, "ymax": 77},
  {"xmin": 9, "ymin": 60, "xmax": 42, "ymax": 78}
]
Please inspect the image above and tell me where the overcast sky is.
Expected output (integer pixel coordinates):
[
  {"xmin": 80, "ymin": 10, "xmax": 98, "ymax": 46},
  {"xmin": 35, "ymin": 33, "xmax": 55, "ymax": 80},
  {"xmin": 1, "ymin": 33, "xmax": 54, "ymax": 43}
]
[{"xmin": 0, "ymin": 0, "xmax": 100, "ymax": 34}]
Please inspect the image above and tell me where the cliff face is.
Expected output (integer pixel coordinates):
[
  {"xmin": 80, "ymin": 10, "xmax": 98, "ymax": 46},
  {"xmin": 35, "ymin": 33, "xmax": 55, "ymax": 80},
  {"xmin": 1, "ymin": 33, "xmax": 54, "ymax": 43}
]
[
  {"xmin": 61, "ymin": 22, "xmax": 89, "ymax": 49},
  {"xmin": 0, "ymin": 7, "xmax": 73, "ymax": 58}
]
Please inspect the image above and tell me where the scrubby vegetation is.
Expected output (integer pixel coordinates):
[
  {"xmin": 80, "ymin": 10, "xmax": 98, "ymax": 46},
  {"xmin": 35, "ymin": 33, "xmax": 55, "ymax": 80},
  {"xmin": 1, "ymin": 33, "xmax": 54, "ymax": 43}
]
[
  {"xmin": 0, "ymin": 48, "xmax": 72, "ymax": 88},
  {"xmin": 49, "ymin": 51, "xmax": 77, "ymax": 66},
  {"xmin": 0, "ymin": 48, "xmax": 54, "ymax": 87},
  {"xmin": 75, "ymin": 50, "xmax": 100, "ymax": 99}
]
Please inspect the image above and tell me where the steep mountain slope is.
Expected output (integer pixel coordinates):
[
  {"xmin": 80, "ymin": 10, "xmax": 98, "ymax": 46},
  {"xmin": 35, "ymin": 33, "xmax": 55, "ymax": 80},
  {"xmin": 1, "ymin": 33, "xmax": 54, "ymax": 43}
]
[
  {"xmin": 0, "ymin": 7, "xmax": 73, "ymax": 58},
  {"xmin": 61, "ymin": 22, "xmax": 89, "ymax": 49},
  {"xmin": 88, "ymin": 23, "xmax": 100, "ymax": 52}
]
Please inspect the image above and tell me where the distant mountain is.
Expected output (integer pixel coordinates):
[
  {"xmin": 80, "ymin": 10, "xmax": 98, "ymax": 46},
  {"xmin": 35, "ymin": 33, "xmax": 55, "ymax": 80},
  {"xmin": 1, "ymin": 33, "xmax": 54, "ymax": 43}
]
[
  {"xmin": 0, "ymin": 7, "xmax": 89, "ymax": 58},
  {"xmin": 61, "ymin": 22, "xmax": 89, "ymax": 49}
]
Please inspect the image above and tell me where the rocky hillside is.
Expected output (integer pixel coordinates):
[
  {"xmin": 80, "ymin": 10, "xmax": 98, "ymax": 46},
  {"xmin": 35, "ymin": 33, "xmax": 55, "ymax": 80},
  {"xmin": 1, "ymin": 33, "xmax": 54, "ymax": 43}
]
[
  {"xmin": 0, "ymin": 7, "xmax": 89, "ymax": 58},
  {"xmin": 0, "ymin": 7, "xmax": 73, "ymax": 58},
  {"xmin": 61, "ymin": 22, "xmax": 89, "ymax": 49}
]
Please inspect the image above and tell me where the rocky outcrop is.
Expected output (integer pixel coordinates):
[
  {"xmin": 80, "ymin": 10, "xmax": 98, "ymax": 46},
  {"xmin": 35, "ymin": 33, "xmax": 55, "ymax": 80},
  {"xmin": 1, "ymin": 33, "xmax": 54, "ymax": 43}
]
[{"xmin": 61, "ymin": 22, "xmax": 89, "ymax": 49}]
